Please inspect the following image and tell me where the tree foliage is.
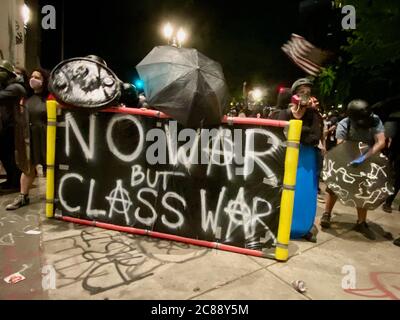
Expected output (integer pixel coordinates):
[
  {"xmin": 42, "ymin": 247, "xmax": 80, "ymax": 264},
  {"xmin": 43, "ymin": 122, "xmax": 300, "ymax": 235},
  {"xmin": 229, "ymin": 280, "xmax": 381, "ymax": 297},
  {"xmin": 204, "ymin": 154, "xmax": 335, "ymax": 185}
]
[{"xmin": 317, "ymin": 0, "xmax": 400, "ymax": 109}]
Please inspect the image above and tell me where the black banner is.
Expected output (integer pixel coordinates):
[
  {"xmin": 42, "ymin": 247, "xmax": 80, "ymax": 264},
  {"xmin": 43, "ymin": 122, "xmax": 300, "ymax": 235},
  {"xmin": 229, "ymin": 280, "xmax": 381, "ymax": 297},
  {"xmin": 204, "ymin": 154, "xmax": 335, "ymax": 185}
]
[{"xmin": 54, "ymin": 109, "xmax": 286, "ymax": 251}]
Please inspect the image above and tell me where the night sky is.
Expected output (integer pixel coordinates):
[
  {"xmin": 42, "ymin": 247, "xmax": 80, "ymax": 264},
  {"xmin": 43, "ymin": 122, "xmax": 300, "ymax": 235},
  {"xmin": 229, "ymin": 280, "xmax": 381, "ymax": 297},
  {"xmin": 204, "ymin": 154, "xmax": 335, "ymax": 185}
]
[{"xmin": 39, "ymin": 0, "xmax": 336, "ymax": 101}]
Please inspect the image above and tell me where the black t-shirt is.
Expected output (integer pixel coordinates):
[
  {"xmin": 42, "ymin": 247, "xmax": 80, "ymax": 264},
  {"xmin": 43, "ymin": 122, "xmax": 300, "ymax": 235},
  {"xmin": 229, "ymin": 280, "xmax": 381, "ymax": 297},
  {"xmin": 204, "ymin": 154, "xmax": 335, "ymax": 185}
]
[{"xmin": 275, "ymin": 107, "xmax": 323, "ymax": 146}]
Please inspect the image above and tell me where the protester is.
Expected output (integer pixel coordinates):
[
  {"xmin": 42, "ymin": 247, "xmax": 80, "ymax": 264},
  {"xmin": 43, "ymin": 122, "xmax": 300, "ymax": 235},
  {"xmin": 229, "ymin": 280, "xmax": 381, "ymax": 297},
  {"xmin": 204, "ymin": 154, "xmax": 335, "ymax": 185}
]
[
  {"xmin": 14, "ymin": 67, "xmax": 32, "ymax": 95},
  {"xmin": 325, "ymin": 113, "xmax": 339, "ymax": 151},
  {"xmin": 320, "ymin": 100, "xmax": 386, "ymax": 240},
  {"xmin": 272, "ymin": 78, "xmax": 323, "ymax": 242},
  {"xmin": 269, "ymin": 87, "xmax": 292, "ymax": 119},
  {"xmin": 273, "ymin": 78, "xmax": 323, "ymax": 147},
  {"xmin": 6, "ymin": 69, "xmax": 49, "ymax": 210},
  {"xmin": 0, "ymin": 60, "xmax": 26, "ymax": 193},
  {"xmin": 382, "ymin": 120, "xmax": 400, "ymax": 213}
]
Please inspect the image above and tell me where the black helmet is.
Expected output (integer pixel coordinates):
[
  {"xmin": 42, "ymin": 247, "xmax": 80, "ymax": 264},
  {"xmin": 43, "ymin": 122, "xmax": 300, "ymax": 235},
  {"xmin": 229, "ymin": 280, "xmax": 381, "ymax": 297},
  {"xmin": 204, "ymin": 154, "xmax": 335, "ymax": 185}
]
[
  {"xmin": 291, "ymin": 78, "xmax": 313, "ymax": 94},
  {"xmin": 85, "ymin": 55, "xmax": 107, "ymax": 67},
  {"xmin": 0, "ymin": 59, "xmax": 17, "ymax": 77},
  {"xmin": 347, "ymin": 99, "xmax": 374, "ymax": 128}
]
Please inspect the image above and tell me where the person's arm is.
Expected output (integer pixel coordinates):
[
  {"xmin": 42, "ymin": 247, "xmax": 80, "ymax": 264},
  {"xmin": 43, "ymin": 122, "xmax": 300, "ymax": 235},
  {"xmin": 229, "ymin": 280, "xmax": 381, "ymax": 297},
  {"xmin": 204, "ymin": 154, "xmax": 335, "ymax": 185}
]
[
  {"xmin": 364, "ymin": 132, "xmax": 386, "ymax": 159},
  {"xmin": 0, "ymin": 83, "xmax": 26, "ymax": 102},
  {"xmin": 335, "ymin": 119, "xmax": 348, "ymax": 145},
  {"xmin": 349, "ymin": 118, "xmax": 386, "ymax": 165}
]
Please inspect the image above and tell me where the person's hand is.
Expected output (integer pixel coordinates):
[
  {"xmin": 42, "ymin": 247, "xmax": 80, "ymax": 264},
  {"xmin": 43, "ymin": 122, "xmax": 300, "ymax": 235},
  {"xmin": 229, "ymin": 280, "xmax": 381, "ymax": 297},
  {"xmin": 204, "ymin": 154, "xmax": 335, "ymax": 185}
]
[
  {"xmin": 309, "ymin": 97, "xmax": 319, "ymax": 110},
  {"xmin": 349, "ymin": 154, "xmax": 367, "ymax": 166}
]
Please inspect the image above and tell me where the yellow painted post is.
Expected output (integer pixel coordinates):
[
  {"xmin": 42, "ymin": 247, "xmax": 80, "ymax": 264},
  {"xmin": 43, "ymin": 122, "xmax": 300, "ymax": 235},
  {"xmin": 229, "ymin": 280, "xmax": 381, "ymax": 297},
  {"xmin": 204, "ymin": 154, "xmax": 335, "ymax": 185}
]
[
  {"xmin": 275, "ymin": 120, "xmax": 302, "ymax": 261},
  {"xmin": 46, "ymin": 98, "xmax": 57, "ymax": 218}
]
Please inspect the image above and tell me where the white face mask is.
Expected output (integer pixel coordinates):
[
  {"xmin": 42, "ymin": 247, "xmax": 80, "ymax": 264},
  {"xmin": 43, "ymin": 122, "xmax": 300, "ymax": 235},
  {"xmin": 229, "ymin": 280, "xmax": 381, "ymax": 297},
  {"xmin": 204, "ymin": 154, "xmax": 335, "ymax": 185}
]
[{"xmin": 30, "ymin": 77, "xmax": 43, "ymax": 90}]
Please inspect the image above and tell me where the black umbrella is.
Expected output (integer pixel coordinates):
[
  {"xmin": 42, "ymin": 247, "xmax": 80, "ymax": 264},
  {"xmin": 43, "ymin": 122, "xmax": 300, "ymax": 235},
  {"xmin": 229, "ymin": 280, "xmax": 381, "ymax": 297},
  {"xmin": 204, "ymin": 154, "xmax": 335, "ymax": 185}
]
[
  {"xmin": 322, "ymin": 141, "xmax": 394, "ymax": 210},
  {"xmin": 136, "ymin": 46, "xmax": 230, "ymax": 127}
]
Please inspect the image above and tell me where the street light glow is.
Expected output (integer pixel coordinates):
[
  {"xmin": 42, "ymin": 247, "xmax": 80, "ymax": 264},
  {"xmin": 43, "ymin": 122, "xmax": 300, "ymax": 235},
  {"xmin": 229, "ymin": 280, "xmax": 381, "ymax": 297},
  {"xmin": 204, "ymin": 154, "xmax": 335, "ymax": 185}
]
[
  {"xmin": 163, "ymin": 23, "xmax": 174, "ymax": 40},
  {"xmin": 22, "ymin": 4, "xmax": 30, "ymax": 26},
  {"xmin": 177, "ymin": 28, "xmax": 187, "ymax": 46},
  {"xmin": 252, "ymin": 88, "xmax": 263, "ymax": 101}
]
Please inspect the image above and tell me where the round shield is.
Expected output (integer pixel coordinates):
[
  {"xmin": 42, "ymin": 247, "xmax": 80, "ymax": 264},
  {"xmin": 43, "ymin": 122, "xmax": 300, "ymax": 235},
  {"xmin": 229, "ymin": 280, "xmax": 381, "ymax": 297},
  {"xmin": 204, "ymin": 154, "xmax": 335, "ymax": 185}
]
[
  {"xmin": 322, "ymin": 141, "xmax": 395, "ymax": 210},
  {"xmin": 49, "ymin": 57, "xmax": 121, "ymax": 109}
]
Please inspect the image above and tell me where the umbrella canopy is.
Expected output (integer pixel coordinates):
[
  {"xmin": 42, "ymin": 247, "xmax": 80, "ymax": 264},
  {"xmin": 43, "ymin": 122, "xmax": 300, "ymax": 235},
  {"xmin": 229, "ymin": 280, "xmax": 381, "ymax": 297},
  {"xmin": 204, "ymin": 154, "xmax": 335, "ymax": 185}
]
[
  {"xmin": 322, "ymin": 141, "xmax": 394, "ymax": 210},
  {"xmin": 136, "ymin": 46, "xmax": 230, "ymax": 127}
]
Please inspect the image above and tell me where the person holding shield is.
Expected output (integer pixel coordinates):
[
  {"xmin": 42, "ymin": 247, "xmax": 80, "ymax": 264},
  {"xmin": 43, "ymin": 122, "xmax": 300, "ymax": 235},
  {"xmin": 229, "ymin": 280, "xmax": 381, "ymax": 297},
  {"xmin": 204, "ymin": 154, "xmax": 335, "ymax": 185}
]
[{"xmin": 320, "ymin": 100, "xmax": 386, "ymax": 240}]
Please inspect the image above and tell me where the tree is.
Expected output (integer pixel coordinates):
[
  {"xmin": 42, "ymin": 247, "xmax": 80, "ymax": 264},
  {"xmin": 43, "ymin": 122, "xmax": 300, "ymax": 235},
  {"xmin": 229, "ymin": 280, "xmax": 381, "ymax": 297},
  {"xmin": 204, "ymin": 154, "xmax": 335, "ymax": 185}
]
[{"xmin": 316, "ymin": 0, "xmax": 400, "ymax": 110}]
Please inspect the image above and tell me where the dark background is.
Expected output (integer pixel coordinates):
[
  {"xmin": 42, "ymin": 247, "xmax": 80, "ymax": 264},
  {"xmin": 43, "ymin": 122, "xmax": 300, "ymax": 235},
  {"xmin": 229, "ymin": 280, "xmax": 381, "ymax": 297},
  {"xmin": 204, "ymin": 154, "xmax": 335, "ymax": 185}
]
[{"xmin": 38, "ymin": 0, "xmax": 342, "ymax": 102}]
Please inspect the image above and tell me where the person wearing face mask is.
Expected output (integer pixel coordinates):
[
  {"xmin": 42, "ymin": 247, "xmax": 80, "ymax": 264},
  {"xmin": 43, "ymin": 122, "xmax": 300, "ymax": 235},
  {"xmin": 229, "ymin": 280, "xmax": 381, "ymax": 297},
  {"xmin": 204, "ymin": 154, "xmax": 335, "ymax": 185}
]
[
  {"xmin": 6, "ymin": 69, "xmax": 49, "ymax": 210},
  {"xmin": 0, "ymin": 60, "xmax": 26, "ymax": 193},
  {"xmin": 320, "ymin": 100, "xmax": 386, "ymax": 240},
  {"xmin": 274, "ymin": 78, "xmax": 323, "ymax": 146},
  {"xmin": 272, "ymin": 78, "xmax": 323, "ymax": 242}
]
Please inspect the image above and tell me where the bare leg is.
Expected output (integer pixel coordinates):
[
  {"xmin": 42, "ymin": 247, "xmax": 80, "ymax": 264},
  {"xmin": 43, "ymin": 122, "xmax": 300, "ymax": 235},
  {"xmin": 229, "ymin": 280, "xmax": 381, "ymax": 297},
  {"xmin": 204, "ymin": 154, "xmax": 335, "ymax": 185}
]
[
  {"xmin": 321, "ymin": 190, "xmax": 338, "ymax": 228},
  {"xmin": 324, "ymin": 191, "xmax": 338, "ymax": 214},
  {"xmin": 20, "ymin": 172, "xmax": 35, "ymax": 195},
  {"xmin": 356, "ymin": 207, "xmax": 368, "ymax": 223},
  {"xmin": 6, "ymin": 172, "xmax": 34, "ymax": 210}
]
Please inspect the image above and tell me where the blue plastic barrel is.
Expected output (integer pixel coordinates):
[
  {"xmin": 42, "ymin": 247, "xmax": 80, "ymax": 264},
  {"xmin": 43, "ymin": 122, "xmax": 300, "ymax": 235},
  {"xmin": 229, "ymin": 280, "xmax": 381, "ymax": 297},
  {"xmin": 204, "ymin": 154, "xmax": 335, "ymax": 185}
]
[{"xmin": 290, "ymin": 145, "xmax": 318, "ymax": 239}]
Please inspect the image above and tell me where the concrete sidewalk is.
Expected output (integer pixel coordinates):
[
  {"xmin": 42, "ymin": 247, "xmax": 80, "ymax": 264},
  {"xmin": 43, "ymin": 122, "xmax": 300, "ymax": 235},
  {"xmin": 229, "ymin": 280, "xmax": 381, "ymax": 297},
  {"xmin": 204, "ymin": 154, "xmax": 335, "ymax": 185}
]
[{"xmin": 1, "ymin": 178, "xmax": 399, "ymax": 300}]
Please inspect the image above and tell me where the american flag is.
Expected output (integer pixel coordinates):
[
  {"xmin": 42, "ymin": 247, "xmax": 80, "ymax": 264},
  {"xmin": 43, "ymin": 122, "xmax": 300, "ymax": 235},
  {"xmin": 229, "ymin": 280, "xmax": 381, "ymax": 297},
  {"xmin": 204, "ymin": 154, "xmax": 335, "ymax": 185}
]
[{"xmin": 282, "ymin": 34, "xmax": 329, "ymax": 77}]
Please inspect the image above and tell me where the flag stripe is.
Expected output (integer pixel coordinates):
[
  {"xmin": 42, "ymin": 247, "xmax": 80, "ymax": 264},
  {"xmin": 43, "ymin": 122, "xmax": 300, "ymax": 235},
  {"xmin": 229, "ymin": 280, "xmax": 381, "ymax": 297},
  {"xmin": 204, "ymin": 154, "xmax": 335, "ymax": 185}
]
[
  {"xmin": 282, "ymin": 33, "xmax": 325, "ymax": 76},
  {"xmin": 282, "ymin": 43, "xmax": 321, "ymax": 75}
]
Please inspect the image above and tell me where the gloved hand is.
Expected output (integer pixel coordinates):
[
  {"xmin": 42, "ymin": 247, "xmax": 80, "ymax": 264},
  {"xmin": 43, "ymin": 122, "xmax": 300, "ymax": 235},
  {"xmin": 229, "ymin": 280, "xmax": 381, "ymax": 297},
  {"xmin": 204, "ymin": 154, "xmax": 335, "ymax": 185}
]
[{"xmin": 349, "ymin": 154, "xmax": 367, "ymax": 166}]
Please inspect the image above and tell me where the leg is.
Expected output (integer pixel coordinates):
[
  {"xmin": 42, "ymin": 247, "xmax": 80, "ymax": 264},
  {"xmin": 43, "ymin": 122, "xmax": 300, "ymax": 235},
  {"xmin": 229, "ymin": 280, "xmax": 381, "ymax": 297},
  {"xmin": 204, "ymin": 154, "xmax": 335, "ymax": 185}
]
[
  {"xmin": 6, "ymin": 169, "xmax": 35, "ymax": 211},
  {"xmin": 383, "ymin": 158, "xmax": 400, "ymax": 212},
  {"xmin": 354, "ymin": 208, "xmax": 375, "ymax": 240},
  {"xmin": 324, "ymin": 188, "xmax": 337, "ymax": 214},
  {"xmin": 356, "ymin": 207, "xmax": 368, "ymax": 223},
  {"xmin": 320, "ymin": 187, "xmax": 337, "ymax": 228},
  {"xmin": 20, "ymin": 171, "xmax": 35, "ymax": 195}
]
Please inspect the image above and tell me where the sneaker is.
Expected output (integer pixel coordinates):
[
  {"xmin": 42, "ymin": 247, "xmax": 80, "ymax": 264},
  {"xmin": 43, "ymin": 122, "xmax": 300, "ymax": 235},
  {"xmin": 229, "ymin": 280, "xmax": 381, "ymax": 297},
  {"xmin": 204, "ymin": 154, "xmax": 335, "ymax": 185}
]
[
  {"xmin": 320, "ymin": 212, "xmax": 331, "ymax": 228},
  {"xmin": 354, "ymin": 221, "xmax": 376, "ymax": 240},
  {"xmin": 382, "ymin": 203, "xmax": 392, "ymax": 213},
  {"xmin": 394, "ymin": 237, "xmax": 400, "ymax": 247},
  {"xmin": 6, "ymin": 194, "xmax": 30, "ymax": 211}
]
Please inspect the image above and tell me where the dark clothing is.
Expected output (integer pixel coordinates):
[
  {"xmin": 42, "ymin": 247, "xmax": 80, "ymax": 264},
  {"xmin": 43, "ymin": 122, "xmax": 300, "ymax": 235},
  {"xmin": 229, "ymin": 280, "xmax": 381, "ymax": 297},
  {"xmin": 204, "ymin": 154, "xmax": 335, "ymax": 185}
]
[
  {"xmin": 0, "ymin": 81, "xmax": 26, "ymax": 132},
  {"xmin": 336, "ymin": 115, "xmax": 384, "ymax": 146},
  {"xmin": 0, "ymin": 81, "xmax": 26, "ymax": 186},
  {"xmin": 384, "ymin": 158, "xmax": 400, "ymax": 206},
  {"xmin": 0, "ymin": 126, "xmax": 21, "ymax": 186},
  {"xmin": 274, "ymin": 107, "xmax": 323, "ymax": 146},
  {"xmin": 26, "ymin": 95, "xmax": 47, "ymax": 166},
  {"xmin": 384, "ymin": 121, "xmax": 400, "ymax": 206}
]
